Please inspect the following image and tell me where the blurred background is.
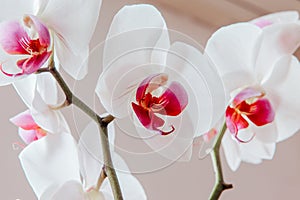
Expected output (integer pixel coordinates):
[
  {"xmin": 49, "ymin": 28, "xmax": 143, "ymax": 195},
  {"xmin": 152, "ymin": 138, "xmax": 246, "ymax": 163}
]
[{"xmin": 1, "ymin": 0, "xmax": 300, "ymax": 199}]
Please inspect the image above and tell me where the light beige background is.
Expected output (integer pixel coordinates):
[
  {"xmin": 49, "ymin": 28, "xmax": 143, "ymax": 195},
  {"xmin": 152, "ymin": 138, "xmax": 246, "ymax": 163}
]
[{"xmin": 1, "ymin": 0, "xmax": 300, "ymax": 199}]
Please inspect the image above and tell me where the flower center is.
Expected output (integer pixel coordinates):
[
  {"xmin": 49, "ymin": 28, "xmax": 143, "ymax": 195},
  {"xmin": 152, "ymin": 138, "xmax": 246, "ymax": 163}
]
[
  {"xmin": 19, "ymin": 38, "xmax": 47, "ymax": 55},
  {"xmin": 0, "ymin": 15, "xmax": 52, "ymax": 77},
  {"xmin": 225, "ymin": 87, "xmax": 275, "ymax": 142},
  {"xmin": 132, "ymin": 73, "xmax": 188, "ymax": 135}
]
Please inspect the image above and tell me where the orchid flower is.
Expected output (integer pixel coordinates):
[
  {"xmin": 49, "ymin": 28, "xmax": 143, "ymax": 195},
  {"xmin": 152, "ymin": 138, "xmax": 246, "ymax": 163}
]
[
  {"xmin": 0, "ymin": 0, "xmax": 102, "ymax": 84},
  {"xmin": 96, "ymin": 4, "xmax": 226, "ymax": 164},
  {"xmin": 205, "ymin": 11, "xmax": 300, "ymax": 170},
  {"xmin": 10, "ymin": 70, "xmax": 70, "ymax": 138},
  {"xmin": 9, "ymin": 79, "xmax": 70, "ymax": 145},
  {"xmin": 19, "ymin": 122, "xmax": 146, "ymax": 200}
]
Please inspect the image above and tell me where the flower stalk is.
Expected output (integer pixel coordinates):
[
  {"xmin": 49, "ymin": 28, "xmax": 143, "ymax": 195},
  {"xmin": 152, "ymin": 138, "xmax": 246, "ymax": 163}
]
[
  {"xmin": 38, "ymin": 60, "xmax": 123, "ymax": 199},
  {"xmin": 95, "ymin": 166, "xmax": 108, "ymax": 191},
  {"xmin": 209, "ymin": 123, "xmax": 233, "ymax": 200}
]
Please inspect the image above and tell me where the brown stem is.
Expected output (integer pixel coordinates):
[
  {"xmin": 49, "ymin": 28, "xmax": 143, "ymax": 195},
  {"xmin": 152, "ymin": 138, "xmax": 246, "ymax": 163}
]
[
  {"xmin": 38, "ymin": 61, "xmax": 123, "ymax": 199},
  {"xmin": 95, "ymin": 166, "xmax": 107, "ymax": 191}
]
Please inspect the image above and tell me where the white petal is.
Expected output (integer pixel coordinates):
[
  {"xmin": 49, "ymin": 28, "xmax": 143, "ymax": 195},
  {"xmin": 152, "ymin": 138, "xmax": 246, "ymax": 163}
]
[
  {"xmin": 222, "ymin": 132, "xmax": 241, "ymax": 171},
  {"xmin": 255, "ymin": 23, "xmax": 300, "ymax": 80},
  {"xmin": 39, "ymin": 0, "xmax": 101, "ymax": 54},
  {"xmin": 97, "ymin": 4, "xmax": 169, "ymax": 118},
  {"xmin": 0, "ymin": 0, "xmax": 36, "ymax": 20},
  {"xmin": 31, "ymin": 90, "xmax": 69, "ymax": 133},
  {"xmin": 252, "ymin": 122, "xmax": 278, "ymax": 143},
  {"xmin": 36, "ymin": 73, "xmax": 58, "ymax": 105},
  {"xmin": 239, "ymin": 137, "xmax": 276, "ymax": 161},
  {"xmin": 19, "ymin": 133, "xmax": 81, "ymax": 199},
  {"xmin": 40, "ymin": 180, "xmax": 84, "ymax": 200},
  {"xmin": 263, "ymin": 56, "xmax": 300, "ymax": 141},
  {"xmin": 38, "ymin": 0, "xmax": 101, "ymax": 79},
  {"xmin": 133, "ymin": 108, "xmax": 195, "ymax": 162},
  {"xmin": 0, "ymin": 70, "xmax": 19, "ymax": 86},
  {"xmin": 166, "ymin": 42, "xmax": 227, "ymax": 133},
  {"xmin": 13, "ymin": 73, "xmax": 58, "ymax": 108},
  {"xmin": 250, "ymin": 11, "xmax": 299, "ymax": 26},
  {"xmin": 236, "ymin": 120, "xmax": 278, "ymax": 143},
  {"xmin": 50, "ymin": 181, "xmax": 85, "ymax": 200},
  {"xmin": 53, "ymin": 35, "xmax": 89, "ymax": 79},
  {"xmin": 205, "ymin": 23, "xmax": 262, "ymax": 93},
  {"xmin": 13, "ymin": 75, "xmax": 37, "ymax": 107}
]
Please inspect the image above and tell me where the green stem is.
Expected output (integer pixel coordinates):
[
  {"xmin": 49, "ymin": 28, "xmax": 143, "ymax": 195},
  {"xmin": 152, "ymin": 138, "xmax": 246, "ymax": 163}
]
[
  {"xmin": 99, "ymin": 124, "xmax": 123, "ymax": 199},
  {"xmin": 38, "ymin": 66, "xmax": 123, "ymax": 200},
  {"xmin": 209, "ymin": 123, "xmax": 233, "ymax": 200}
]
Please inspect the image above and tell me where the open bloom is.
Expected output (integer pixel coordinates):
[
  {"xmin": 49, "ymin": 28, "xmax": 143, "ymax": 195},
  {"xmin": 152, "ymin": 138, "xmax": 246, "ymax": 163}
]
[
  {"xmin": 96, "ymin": 4, "xmax": 226, "ymax": 163},
  {"xmin": 205, "ymin": 11, "xmax": 300, "ymax": 170},
  {"xmin": 0, "ymin": 0, "xmax": 102, "ymax": 84},
  {"xmin": 19, "ymin": 122, "xmax": 146, "ymax": 200}
]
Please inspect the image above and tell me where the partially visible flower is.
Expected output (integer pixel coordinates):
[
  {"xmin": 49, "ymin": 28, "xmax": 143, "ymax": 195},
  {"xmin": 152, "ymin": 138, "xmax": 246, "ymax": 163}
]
[
  {"xmin": 10, "ymin": 110, "xmax": 47, "ymax": 144},
  {"xmin": 0, "ymin": 15, "xmax": 51, "ymax": 77},
  {"xmin": 10, "ymin": 71, "xmax": 69, "ymax": 138},
  {"xmin": 0, "ymin": 0, "xmax": 102, "ymax": 85},
  {"xmin": 19, "ymin": 122, "xmax": 147, "ymax": 200},
  {"xmin": 96, "ymin": 4, "xmax": 226, "ymax": 162},
  {"xmin": 205, "ymin": 11, "xmax": 300, "ymax": 170}
]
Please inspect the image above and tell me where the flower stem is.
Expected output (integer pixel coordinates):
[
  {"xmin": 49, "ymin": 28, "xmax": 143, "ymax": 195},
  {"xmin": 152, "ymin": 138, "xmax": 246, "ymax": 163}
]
[
  {"xmin": 99, "ymin": 124, "xmax": 123, "ymax": 199},
  {"xmin": 39, "ymin": 65, "xmax": 123, "ymax": 199},
  {"xmin": 209, "ymin": 123, "xmax": 233, "ymax": 200},
  {"xmin": 95, "ymin": 166, "xmax": 107, "ymax": 191}
]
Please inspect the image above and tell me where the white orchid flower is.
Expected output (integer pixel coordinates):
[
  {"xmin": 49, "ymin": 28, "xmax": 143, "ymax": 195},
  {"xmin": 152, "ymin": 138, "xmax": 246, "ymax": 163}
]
[
  {"xmin": 19, "ymin": 121, "xmax": 147, "ymax": 199},
  {"xmin": 96, "ymin": 4, "xmax": 226, "ymax": 163},
  {"xmin": 0, "ymin": 0, "xmax": 102, "ymax": 83},
  {"xmin": 205, "ymin": 11, "xmax": 300, "ymax": 170}
]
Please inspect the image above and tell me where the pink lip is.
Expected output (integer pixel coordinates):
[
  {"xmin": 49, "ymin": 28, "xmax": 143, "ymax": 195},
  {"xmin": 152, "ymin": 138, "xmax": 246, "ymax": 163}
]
[{"xmin": 132, "ymin": 73, "xmax": 188, "ymax": 135}]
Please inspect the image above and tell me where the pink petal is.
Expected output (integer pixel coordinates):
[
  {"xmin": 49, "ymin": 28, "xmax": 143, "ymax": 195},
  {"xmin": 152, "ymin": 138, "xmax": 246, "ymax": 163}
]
[
  {"xmin": 36, "ymin": 129, "xmax": 47, "ymax": 139},
  {"xmin": 239, "ymin": 98, "xmax": 275, "ymax": 126},
  {"xmin": 17, "ymin": 51, "xmax": 52, "ymax": 74},
  {"xmin": 23, "ymin": 15, "xmax": 50, "ymax": 47},
  {"xmin": 132, "ymin": 102, "xmax": 164, "ymax": 128},
  {"xmin": 225, "ymin": 106, "xmax": 249, "ymax": 134},
  {"xmin": 132, "ymin": 102, "xmax": 173, "ymax": 135},
  {"xmin": 232, "ymin": 87, "xmax": 263, "ymax": 106},
  {"xmin": 0, "ymin": 21, "xmax": 29, "ymax": 55},
  {"xmin": 10, "ymin": 110, "xmax": 39, "ymax": 130},
  {"xmin": 18, "ymin": 129, "xmax": 38, "ymax": 144},
  {"xmin": 155, "ymin": 81, "xmax": 188, "ymax": 116},
  {"xmin": 136, "ymin": 73, "xmax": 168, "ymax": 102},
  {"xmin": 254, "ymin": 19, "xmax": 273, "ymax": 28}
]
